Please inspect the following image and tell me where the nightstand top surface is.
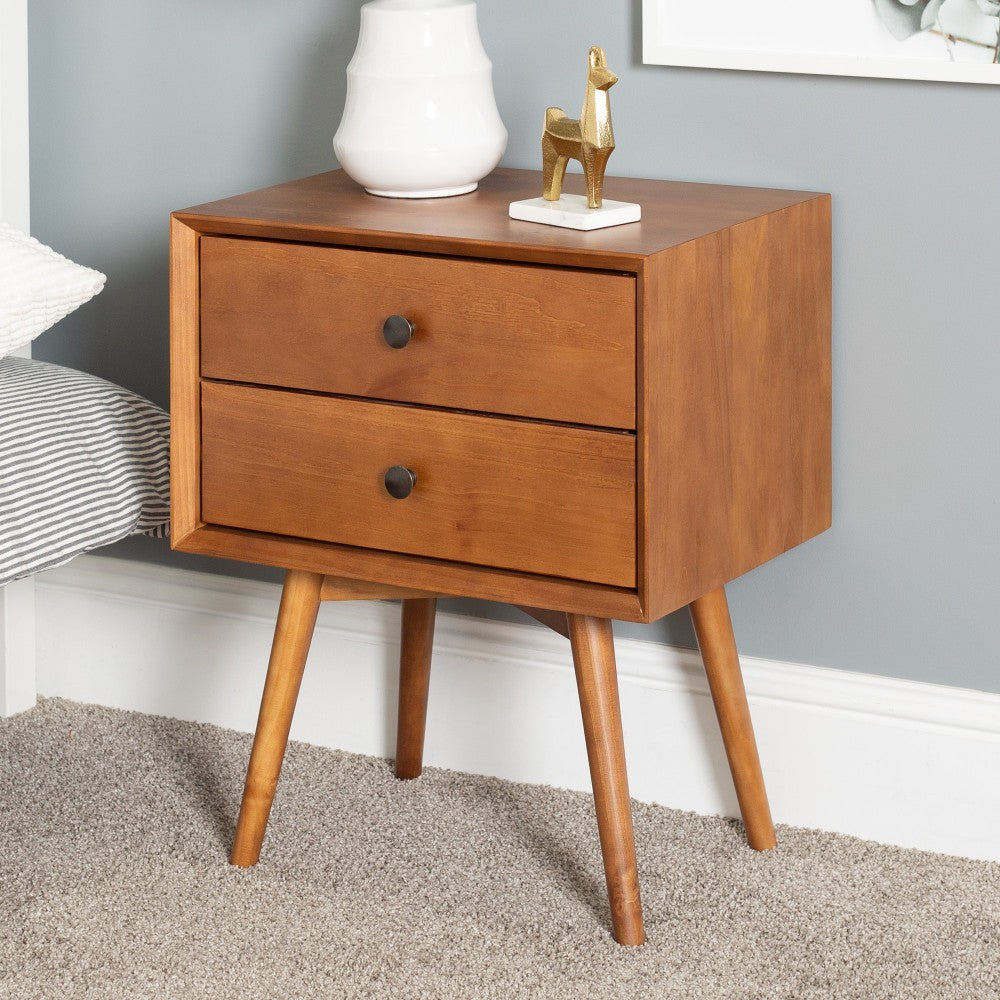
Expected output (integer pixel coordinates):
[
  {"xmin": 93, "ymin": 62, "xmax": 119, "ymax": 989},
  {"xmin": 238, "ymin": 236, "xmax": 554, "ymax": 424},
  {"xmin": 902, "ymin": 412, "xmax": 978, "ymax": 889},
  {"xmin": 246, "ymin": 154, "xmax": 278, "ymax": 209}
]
[{"xmin": 175, "ymin": 168, "xmax": 826, "ymax": 266}]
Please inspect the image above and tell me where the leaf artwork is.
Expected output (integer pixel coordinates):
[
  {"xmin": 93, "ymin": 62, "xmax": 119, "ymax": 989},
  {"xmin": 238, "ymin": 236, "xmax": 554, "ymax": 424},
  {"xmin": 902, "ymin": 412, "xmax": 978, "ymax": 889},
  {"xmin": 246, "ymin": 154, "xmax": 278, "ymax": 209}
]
[{"xmin": 874, "ymin": 0, "xmax": 1000, "ymax": 58}]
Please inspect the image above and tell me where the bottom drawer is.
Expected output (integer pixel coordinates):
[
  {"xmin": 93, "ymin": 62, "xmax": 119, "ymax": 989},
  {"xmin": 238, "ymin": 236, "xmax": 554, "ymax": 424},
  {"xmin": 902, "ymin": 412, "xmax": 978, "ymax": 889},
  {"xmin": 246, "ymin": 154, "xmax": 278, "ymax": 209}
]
[{"xmin": 200, "ymin": 382, "xmax": 636, "ymax": 587}]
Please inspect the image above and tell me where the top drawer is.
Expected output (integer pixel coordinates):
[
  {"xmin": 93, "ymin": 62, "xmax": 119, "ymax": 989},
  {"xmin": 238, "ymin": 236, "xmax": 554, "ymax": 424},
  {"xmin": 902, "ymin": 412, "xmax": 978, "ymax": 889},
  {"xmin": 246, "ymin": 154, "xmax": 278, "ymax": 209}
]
[{"xmin": 199, "ymin": 237, "xmax": 636, "ymax": 429}]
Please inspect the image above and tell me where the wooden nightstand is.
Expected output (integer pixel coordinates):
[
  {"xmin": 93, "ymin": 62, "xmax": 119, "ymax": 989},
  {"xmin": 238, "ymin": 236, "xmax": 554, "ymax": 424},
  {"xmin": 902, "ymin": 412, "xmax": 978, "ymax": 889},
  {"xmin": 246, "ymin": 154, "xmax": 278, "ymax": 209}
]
[{"xmin": 170, "ymin": 169, "xmax": 831, "ymax": 945}]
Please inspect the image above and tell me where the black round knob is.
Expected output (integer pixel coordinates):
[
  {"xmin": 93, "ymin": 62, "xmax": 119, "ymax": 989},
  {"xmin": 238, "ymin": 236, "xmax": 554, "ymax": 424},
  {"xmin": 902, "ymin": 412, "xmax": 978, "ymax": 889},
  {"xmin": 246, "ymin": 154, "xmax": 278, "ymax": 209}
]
[
  {"xmin": 382, "ymin": 315, "xmax": 414, "ymax": 349},
  {"xmin": 384, "ymin": 465, "xmax": 417, "ymax": 499}
]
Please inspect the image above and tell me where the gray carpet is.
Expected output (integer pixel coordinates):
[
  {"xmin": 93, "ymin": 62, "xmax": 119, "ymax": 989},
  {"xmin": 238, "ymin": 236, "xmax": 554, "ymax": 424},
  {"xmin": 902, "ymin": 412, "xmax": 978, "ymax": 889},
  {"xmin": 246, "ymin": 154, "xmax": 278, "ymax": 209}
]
[{"xmin": 1, "ymin": 699, "xmax": 997, "ymax": 999}]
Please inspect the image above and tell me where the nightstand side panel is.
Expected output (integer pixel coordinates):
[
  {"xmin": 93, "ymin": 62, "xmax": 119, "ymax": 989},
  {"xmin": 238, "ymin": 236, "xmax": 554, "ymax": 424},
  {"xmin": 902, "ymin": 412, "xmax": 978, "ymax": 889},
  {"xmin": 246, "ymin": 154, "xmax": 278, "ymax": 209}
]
[{"xmin": 640, "ymin": 196, "xmax": 832, "ymax": 620}]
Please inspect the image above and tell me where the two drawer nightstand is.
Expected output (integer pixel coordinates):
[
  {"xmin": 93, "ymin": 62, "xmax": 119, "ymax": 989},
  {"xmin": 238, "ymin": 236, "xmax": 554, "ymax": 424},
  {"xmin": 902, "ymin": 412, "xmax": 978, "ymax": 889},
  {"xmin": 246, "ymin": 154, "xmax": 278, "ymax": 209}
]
[{"xmin": 170, "ymin": 169, "xmax": 831, "ymax": 945}]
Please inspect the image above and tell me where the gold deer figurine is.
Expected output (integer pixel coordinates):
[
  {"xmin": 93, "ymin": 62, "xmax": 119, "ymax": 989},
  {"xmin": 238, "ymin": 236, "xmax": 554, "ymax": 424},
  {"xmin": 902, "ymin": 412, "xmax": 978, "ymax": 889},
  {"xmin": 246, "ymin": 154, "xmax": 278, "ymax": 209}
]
[{"xmin": 542, "ymin": 46, "xmax": 618, "ymax": 210}]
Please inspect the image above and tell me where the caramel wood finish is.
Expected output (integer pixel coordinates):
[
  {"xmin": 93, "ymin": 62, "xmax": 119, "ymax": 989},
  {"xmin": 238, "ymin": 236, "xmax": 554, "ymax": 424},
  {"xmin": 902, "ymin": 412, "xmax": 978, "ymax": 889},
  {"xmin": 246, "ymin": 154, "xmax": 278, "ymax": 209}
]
[
  {"xmin": 181, "ymin": 523, "xmax": 646, "ymax": 622},
  {"xmin": 231, "ymin": 569, "xmax": 323, "ymax": 867},
  {"xmin": 517, "ymin": 605, "xmax": 570, "ymax": 639},
  {"xmin": 174, "ymin": 168, "xmax": 825, "ymax": 271},
  {"xmin": 395, "ymin": 598, "xmax": 437, "ymax": 780},
  {"xmin": 171, "ymin": 168, "xmax": 831, "ymax": 943},
  {"xmin": 639, "ymin": 199, "xmax": 832, "ymax": 620},
  {"xmin": 567, "ymin": 614, "xmax": 644, "ymax": 946},
  {"xmin": 200, "ymin": 237, "xmax": 636, "ymax": 430},
  {"xmin": 168, "ymin": 217, "xmax": 202, "ymax": 544},
  {"xmin": 172, "ymin": 169, "xmax": 830, "ymax": 622},
  {"xmin": 689, "ymin": 587, "xmax": 776, "ymax": 851},
  {"xmin": 320, "ymin": 576, "xmax": 441, "ymax": 603},
  {"xmin": 200, "ymin": 382, "xmax": 636, "ymax": 588}
]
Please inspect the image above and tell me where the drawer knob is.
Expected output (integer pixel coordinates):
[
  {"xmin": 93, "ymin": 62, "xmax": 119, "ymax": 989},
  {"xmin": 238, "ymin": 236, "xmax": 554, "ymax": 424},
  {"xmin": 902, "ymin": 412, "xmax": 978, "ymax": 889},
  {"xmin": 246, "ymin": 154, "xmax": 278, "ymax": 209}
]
[
  {"xmin": 384, "ymin": 465, "xmax": 417, "ymax": 499},
  {"xmin": 382, "ymin": 315, "xmax": 415, "ymax": 349}
]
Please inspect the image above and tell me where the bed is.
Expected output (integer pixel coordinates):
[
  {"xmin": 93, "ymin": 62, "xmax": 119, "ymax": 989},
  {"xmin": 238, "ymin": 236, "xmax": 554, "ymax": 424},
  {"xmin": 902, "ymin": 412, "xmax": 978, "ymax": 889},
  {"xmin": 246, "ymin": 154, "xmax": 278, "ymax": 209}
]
[{"xmin": 0, "ymin": 222, "xmax": 170, "ymax": 588}]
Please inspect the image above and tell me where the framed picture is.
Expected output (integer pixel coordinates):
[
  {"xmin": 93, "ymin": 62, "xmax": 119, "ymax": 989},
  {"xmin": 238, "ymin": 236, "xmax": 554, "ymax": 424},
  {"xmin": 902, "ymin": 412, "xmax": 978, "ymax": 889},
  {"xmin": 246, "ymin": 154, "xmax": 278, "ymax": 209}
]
[{"xmin": 642, "ymin": 0, "xmax": 1000, "ymax": 84}]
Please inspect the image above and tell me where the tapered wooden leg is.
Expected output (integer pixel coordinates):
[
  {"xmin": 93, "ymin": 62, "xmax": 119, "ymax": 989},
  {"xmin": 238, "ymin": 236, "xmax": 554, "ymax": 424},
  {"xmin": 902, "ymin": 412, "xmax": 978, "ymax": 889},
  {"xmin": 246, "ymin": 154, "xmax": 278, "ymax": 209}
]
[
  {"xmin": 395, "ymin": 598, "xmax": 437, "ymax": 780},
  {"xmin": 567, "ymin": 614, "xmax": 645, "ymax": 946},
  {"xmin": 690, "ymin": 586, "xmax": 776, "ymax": 851},
  {"xmin": 231, "ymin": 569, "xmax": 323, "ymax": 867}
]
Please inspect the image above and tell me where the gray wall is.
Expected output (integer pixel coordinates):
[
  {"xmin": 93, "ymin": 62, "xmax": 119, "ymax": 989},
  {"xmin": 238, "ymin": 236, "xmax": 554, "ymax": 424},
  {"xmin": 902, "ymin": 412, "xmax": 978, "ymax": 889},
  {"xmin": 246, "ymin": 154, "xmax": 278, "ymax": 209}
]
[{"xmin": 27, "ymin": 1, "xmax": 1000, "ymax": 694}]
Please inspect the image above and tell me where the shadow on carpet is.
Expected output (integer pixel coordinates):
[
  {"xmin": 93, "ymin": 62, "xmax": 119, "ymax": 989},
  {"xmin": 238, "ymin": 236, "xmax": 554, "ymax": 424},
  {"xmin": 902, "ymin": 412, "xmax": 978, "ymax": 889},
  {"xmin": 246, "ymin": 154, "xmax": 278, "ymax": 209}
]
[{"xmin": 1, "ymin": 699, "xmax": 997, "ymax": 999}]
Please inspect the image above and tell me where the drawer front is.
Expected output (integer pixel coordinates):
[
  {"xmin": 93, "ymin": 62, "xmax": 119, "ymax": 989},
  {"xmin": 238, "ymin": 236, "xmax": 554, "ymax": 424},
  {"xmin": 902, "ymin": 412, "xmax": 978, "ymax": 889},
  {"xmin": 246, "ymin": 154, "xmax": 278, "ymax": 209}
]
[
  {"xmin": 199, "ymin": 237, "xmax": 636, "ymax": 430},
  {"xmin": 200, "ymin": 382, "xmax": 636, "ymax": 588}
]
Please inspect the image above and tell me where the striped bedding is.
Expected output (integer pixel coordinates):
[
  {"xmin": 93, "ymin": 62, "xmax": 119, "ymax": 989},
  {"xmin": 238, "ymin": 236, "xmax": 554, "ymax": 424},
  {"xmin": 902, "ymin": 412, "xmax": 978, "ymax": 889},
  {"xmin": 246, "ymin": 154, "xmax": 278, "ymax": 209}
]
[{"xmin": 0, "ymin": 356, "xmax": 170, "ymax": 586}]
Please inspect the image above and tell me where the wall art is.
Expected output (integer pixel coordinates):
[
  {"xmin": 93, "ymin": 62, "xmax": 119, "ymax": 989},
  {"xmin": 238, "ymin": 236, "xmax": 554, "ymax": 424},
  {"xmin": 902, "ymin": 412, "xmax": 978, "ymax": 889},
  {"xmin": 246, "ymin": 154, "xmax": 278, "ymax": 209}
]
[{"xmin": 642, "ymin": 0, "xmax": 1000, "ymax": 84}]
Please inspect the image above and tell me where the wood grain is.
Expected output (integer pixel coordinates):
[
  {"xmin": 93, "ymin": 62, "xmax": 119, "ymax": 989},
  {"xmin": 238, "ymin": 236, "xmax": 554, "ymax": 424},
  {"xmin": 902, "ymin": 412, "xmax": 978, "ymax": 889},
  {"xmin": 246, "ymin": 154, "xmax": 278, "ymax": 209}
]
[
  {"xmin": 320, "ymin": 577, "xmax": 441, "ymax": 602},
  {"xmin": 231, "ymin": 569, "xmax": 323, "ymax": 867},
  {"xmin": 178, "ymin": 524, "xmax": 645, "ymax": 622},
  {"xmin": 689, "ymin": 586, "xmax": 776, "ymax": 851},
  {"xmin": 167, "ymin": 169, "xmax": 836, "ymax": 944},
  {"xmin": 395, "ymin": 598, "xmax": 437, "ymax": 780},
  {"xmin": 200, "ymin": 382, "xmax": 637, "ymax": 588},
  {"xmin": 567, "ymin": 614, "xmax": 645, "ymax": 945},
  {"xmin": 639, "ymin": 196, "xmax": 832, "ymax": 619},
  {"xmin": 516, "ymin": 606, "xmax": 570, "ymax": 639},
  {"xmin": 200, "ymin": 237, "xmax": 635, "ymax": 429},
  {"xmin": 168, "ymin": 217, "xmax": 202, "ymax": 544},
  {"xmin": 174, "ymin": 168, "xmax": 827, "ymax": 271},
  {"xmin": 173, "ymin": 171, "xmax": 830, "ymax": 621}
]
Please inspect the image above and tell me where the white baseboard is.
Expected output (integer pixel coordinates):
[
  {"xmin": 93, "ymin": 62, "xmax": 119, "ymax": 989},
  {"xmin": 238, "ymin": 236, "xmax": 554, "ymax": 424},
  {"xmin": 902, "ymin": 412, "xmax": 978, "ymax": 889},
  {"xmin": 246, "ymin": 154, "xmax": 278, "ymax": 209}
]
[
  {"xmin": 34, "ymin": 555, "xmax": 1000, "ymax": 862},
  {"xmin": 1, "ymin": 577, "xmax": 36, "ymax": 717}
]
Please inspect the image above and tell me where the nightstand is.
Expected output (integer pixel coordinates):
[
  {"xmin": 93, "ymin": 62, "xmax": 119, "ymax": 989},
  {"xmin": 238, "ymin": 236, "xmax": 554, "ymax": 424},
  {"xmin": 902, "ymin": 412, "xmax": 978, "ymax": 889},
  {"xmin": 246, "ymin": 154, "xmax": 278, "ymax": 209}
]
[{"xmin": 170, "ymin": 169, "xmax": 831, "ymax": 945}]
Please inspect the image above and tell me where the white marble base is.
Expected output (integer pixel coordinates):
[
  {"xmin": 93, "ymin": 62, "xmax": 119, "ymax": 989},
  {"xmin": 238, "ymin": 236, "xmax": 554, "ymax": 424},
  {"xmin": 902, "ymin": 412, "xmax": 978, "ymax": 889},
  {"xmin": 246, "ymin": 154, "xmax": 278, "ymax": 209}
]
[{"xmin": 509, "ymin": 194, "xmax": 641, "ymax": 231}]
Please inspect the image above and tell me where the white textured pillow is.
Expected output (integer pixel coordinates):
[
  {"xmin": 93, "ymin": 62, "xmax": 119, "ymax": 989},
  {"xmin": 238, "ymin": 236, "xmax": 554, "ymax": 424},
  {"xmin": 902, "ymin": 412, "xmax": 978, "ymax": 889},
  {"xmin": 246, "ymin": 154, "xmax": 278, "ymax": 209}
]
[{"xmin": 0, "ymin": 221, "xmax": 106, "ymax": 357}]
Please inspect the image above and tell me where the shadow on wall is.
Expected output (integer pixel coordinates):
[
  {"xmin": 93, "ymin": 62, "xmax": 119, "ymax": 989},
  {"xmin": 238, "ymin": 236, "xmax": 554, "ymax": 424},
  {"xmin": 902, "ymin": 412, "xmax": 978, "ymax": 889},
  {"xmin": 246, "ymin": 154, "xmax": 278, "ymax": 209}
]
[
  {"xmin": 31, "ymin": 245, "xmax": 167, "ymax": 408},
  {"xmin": 630, "ymin": 0, "xmax": 644, "ymax": 65},
  {"xmin": 31, "ymin": 1, "xmax": 365, "ymax": 410},
  {"xmin": 283, "ymin": 5, "xmax": 364, "ymax": 180},
  {"xmin": 30, "ymin": 2, "xmax": 365, "ymax": 580}
]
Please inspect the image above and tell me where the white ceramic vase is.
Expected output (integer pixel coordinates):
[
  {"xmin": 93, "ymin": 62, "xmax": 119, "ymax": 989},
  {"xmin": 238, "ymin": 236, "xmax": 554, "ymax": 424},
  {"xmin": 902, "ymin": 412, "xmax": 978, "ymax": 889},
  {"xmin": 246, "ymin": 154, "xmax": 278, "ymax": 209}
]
[{"xmin": 333, "ymin": 0, "xmax": 507, "ymax": 198}]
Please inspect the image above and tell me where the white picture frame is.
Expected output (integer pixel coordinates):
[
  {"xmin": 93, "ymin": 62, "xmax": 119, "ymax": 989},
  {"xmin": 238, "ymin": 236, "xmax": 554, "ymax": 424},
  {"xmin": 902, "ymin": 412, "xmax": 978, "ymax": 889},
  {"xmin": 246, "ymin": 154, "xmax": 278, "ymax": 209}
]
[{"xmin": 642, "ymin": 0, "xmax": 1000, "ymax": 85}]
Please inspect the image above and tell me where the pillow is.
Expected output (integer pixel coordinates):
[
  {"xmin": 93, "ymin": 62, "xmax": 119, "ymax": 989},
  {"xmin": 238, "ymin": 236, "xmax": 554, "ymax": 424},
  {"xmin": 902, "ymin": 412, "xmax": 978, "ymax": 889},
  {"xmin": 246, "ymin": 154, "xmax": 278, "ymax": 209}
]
[
  {"xmin": 0, "ymin": 356, "xmax": 170, "ymax": 586},
  {"xmin": 0, "ymin": 222, "xmax": 106, "ymax": 357}
]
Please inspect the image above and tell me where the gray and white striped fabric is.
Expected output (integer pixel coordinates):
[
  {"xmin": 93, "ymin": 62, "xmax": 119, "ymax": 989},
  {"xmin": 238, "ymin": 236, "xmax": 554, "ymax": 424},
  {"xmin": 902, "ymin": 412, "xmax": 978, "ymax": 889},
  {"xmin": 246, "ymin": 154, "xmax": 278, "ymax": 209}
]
[{"xmin": 0, "ymin": 356, "xmax": 170, "ymax": 586}]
